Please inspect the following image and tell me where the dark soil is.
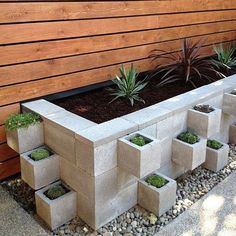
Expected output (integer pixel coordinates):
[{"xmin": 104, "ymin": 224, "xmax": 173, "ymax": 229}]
[{"xmin": 54, "ymin": 76, "xmax": 214, "ymax": 124}]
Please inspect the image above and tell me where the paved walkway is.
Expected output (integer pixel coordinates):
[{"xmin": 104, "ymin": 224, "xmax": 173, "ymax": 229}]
[
  {"xmin": 0, "ymin": 185, "xmax": 49, "ymax": 236},
  {"xmin": 156, "ymin": 172, "xmax": 236, "ymax": 236}
]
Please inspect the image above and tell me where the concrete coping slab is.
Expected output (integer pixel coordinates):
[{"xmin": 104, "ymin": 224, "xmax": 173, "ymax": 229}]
[
  {"xmin": 76, "ymin": 118, "xmax": 138, "ymax": 147},
  {"xmin": 44, "ymin": 110, "xmax": 96, "ymax": 135},
  {"xmin": 22, "ymin": 99, "xmax": 65, "ymax": 117}
]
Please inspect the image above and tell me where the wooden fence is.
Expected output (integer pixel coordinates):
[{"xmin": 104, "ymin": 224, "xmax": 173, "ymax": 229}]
[{"xmin": 0, "ymin": 0, "xmax": 236, "ymax": 179}]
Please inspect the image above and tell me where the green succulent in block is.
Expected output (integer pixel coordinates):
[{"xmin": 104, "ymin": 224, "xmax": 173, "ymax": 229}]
[
  {"xmin": 177, "ymin": 131, "xmax": 200, "ymax": 144},
  {"xmin": 30, "ymin": 148, "xmax": 50, "ymax": 161},
  {"xmin": 130, "ymin": 135, "xmax": 146, "ymax": 146},
  {"xmin": 45, "ymin": 184, "xmax": 67, "ymax": 200},
  {"xmin": 145, "ymin": 174, "xmax": 168, "ymax": 188},
  {"xmin": 5, "ymin": 112, "xmax": 41, "ymax": 131},
  {"xmin": 207, "ymin": 139, "xmax": 223, "ymax": 150}
]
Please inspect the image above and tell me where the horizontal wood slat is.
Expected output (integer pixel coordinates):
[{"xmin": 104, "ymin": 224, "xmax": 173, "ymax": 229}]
[
  {"xmin": 0, "ymin": 126, "xmax": 6, "ymax": 144},
  {"xmin": 1, "ymin": 0, "xmax": 236, "ymax": 23},
  {"xmin": 1, "ymin": 29, "xmax": 236, "ymax": 87},
  {"xmin": 0, "ymin": 156, "xmax": 20, "ymax": 180},
  {"xmin": 0, "ymin": 104, "xmax": 20, "ymax": 125},
  {"xmin": 1, "ymin": 10, "xmax": 236, "ymax": 45},
  {"xmin": 0, "ymin": 43, "xmax": 230, "ymax": 106},
  {"xmin": 0, "ymin": 143, "xmax": 18, "ymax": 162}
]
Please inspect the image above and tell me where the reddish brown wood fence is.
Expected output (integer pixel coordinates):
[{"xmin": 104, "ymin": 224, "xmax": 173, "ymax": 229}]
[{"xmin": 0, "ymin": 0, "xmax": 236, "ymax": 179}]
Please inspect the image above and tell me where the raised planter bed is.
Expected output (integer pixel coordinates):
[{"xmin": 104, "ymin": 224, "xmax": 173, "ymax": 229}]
[
  {"xmin": 35, "ymin": 181, "xmax": 77, "ymax": 230},
  {"xmin": 118, "ymin": 132, "xmax": 161, "ymax": 178},
  {"xmin": 222, "ymin": 90, "xmax": 236, "ymax": 116},
  {"xmin": 138, "ymin": 173, "xmax": 176, "ymax": 217},
  {"xmin": 172, "ymin": 131, "xmax": 207, "ymax": 170},
  {"xmin": 20, "ymin": 146, "xmax": 60, "ymax": 190},
  {"xmin": 229, "ymin": 123, "xmax": 236, "ymax": 144},
  {"xmin": 203, "ymin": 140, "xmax": 229, "ymax": 172},
  {"xmin": 187, "ymin": 105, "xmax": 221, "ymax": 138}
]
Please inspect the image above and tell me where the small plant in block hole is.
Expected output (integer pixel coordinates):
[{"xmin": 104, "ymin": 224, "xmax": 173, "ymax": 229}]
[
  {"xmin": 130, "ymin": 134, "xmax": 151, "ymax": 147},
  {"xmin": 193, "ymin": 104, "xmax": 214, "ymax": 113},
  {"xmin": 145, "ymin": 174, "xmax": 168, "ymax": 188},
  {"xmin": 207, "ymin": 139, "xmax": 223, "ymax": 150},
  {"xmin": 30, "ymin": 148, "xmax": 51, "ymax": 161},
  {"xmin": 44, "ymin": 183, "xmax": 69, "ymax": 200},
  {"xmin": 231, "ymin": 89, "xmax": 236, "ymax": 95},
  {"xmin": 177, "ymin": 131, "xmax": 200, "ymax": 144}
]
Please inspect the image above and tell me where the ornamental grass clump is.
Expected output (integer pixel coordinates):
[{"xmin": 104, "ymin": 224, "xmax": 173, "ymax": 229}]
[
  {"xmin": 145, "ymin": 174, "xmax": 168, "ymax": 188},
  {"xmin": 149, "ymin": 38, "xmax": 221, "ymax": 88},
  {"xmin": 5, "ymin": 112, "xmax": 41, "ymax": 131},
  {"xmin": 45, "ymin": 184, "xmax": 67, "ymax": 200},
  {"xmin": 108, "ymin": 64, "xmax": 148, "ymax": 106},
  {"xmin": 193, "ymin": 104, "xmax": 214, "ymax": 113},
  {"xmin": 130, "ymin": 135, "xmax": 146, "ymax": 146},
  {"xmin": 177, "ymin": 131, "xmax": 200, "ymax": 144},
  {"xmin": 212, "ymin": 43, "xmax": 236, "ymax": 72},
  {"xmin": 30, "ymin": 148, "xmax": 50, "ymax": 161},
  {"xmin": 207, "ymin": 139, "xmax": 223, "ymax": 150}
]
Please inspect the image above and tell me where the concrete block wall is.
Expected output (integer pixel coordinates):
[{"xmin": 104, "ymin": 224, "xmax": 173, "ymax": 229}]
[{"xmin": 22, "ymin": 75, "xmax": 236, "ymax": 229}]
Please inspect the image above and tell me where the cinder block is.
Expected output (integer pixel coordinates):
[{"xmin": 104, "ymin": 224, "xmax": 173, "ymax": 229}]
[
  {"xmin": 141, "ymin": 124, "xmax": 157, "ymax": 138},
  {"xmin": 203, "ymin": 143, "xmax": 229, "ymax": 172},
  {"xmin": 222, "ymin": 92, "xmax": 236, "ymax": 116},
  {"xmin": 117, "ymin": 167, "xmax": 138, "ymax": 191},
  {"xmin": 172, "ymin": 137, "xmax": 207, "ymax": 170},
  {"xmin": 159, "ymin": 137, "xmax": 172, "ymax": 166},
  {"xmin": 229, "ymin": 124, "xmax": 236, "ymax": 144},
  {"xmin": 75, "ymin": 140, "xmax": 117, "ymax": 176},
  {"xmin": 21, "ymin": 146, "xmax": 59, "ymax": 190},
  {"xmin": 6, "ymin": 122, "xmax": 44, "ymax": 154},
  {"xmin": 138, "ymin": 173, "xmax": 176, "ymax": 217},
  {"xmin": 118, "ymin": 132, "xmax": 161, "ymax": 178},
  {"xmin": 35, "ymin": 181, "xmax": 77, "ymax": 230},
  {"xmin": 187, "ymin": 107, "xmax": 222, "ymax": 138}
]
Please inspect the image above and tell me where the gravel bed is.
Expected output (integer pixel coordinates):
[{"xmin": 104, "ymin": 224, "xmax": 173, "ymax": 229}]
[{"xmin": 1, "ymin": 144, "xmax": 236, "ymax": 236}]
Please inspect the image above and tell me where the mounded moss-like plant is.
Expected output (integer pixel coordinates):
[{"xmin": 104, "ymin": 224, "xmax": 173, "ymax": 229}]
[
  {"xmin": 45, "ymin": 184, "xmax": 67, "ymax": 200},
  {"xmin": 194, "ymin": 104, "xmax": 214, "ymax": 113},
  {"xmin": 207, "ymin": 139, "xmax": 223, "ymax": 150},
  {"xmin": 130, "ymin": 135, "xmax": 146, "ymax": 146},
  {"xmin": 177, "ymin": 131, "xmax": 200, "ymax": 144},
  {"xmin": 30, "ymin": 148, "xmax": 50, "ymax": 161},
  {"xmin": 5, "ymin": 112, "xmax": 41, "ymax": 131},
  {"xmin": 146, "ymin": 174, "xmax": 168, "ymax": 188}
]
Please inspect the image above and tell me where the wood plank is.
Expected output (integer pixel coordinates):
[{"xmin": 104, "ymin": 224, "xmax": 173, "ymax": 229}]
[
  {"xmin": 0, "ymin": 156, "xmax": 20, "ymax": 180},
  {"xmin": 0, "ymin": 126, "xmax": 6, "ymax": 144},
  {"xmin": 1, "ymin": 10, "xmax": 236, "ymax": 45},
  {"xmin": 1, "ymin": 28, "xmax": 236, "ymax": 86},
  {"xmin": 0, "ymin": 143, "xmax": 18, "ymax": 162},
  {"xmin": 1, "ymin": 0, "xmax": 236, "ymax": 23},
  {"xmin": 0, "ymin": 42, "xmax": 232, "ymax": 106},
  {"xmin": 0, "ymin": 104, "xmax": 20, "ymax": 125},
  {"xmin": 1, "ymin": 21, "xmax": 236, "ymax": 67}
]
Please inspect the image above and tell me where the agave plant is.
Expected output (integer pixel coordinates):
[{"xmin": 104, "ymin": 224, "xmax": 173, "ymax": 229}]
[
  {"xmin": 212, "ymin": 43, "xmax": 236, "ymax": 73},
  {"xmin": 108, "ymin": 64, "xmax": 148, "ymax": 106},
  {"xmin": 149, "ymin": 38, "xmax": 221, "ymax": 88}
]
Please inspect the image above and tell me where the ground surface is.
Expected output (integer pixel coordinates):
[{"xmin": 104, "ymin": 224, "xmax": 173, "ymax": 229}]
[
  {"xmin": 0, "ymin": 185, "xmax": 49, "ymax": 236},
  {"xmin": 155, "ymin": 171, "xmax": 236, "ymax": 236}
]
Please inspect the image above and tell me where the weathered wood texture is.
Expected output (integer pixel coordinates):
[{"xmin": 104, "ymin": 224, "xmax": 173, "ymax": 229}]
[{"xmin": 0, "ymin": 0, "xmax": 236, "ymax": 179}]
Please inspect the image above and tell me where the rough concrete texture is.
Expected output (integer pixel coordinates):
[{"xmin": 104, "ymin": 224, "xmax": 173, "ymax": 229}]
[
  {"xmin": 229, "ymin": 124, "xmax": 236, "ymax": 144},
  {"xmin": 118, "ymin": 132, "xmax": 161, "ymax": 178},
  {"xmin": 0, "ymin": 186, "xmax": 49, "ymax": 236},
  {"xmin": 20, "ymin": 146, "xmax": 60, "ymax": 190},
  {"xmin": 35, "ymin": 181, "xmax": 77, "ymax": 230},
  {"xmin": 187, "ymin": 108, "xmax": 222, "ymax": 138},
  {"xmin": 155, "ymin": 172, "xmax": 236, "ymax": 236},
  {"xmin": 172, "ymin": 138, "xmax": 207, "ymax": 171},
  {"xmin": 6, "ymin": 122, "xmax": 44, "ymax": 154},
  {"xmin": 222, "ymin": 92, "xmax": 236, "ymax": 116},
  {"xmin": 138, "ymin": 173, "xmax": 177, "ymax": 217},
  {"xmin": 203, "ymin": 144, "xmax": 229, "ymax": 172}
]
